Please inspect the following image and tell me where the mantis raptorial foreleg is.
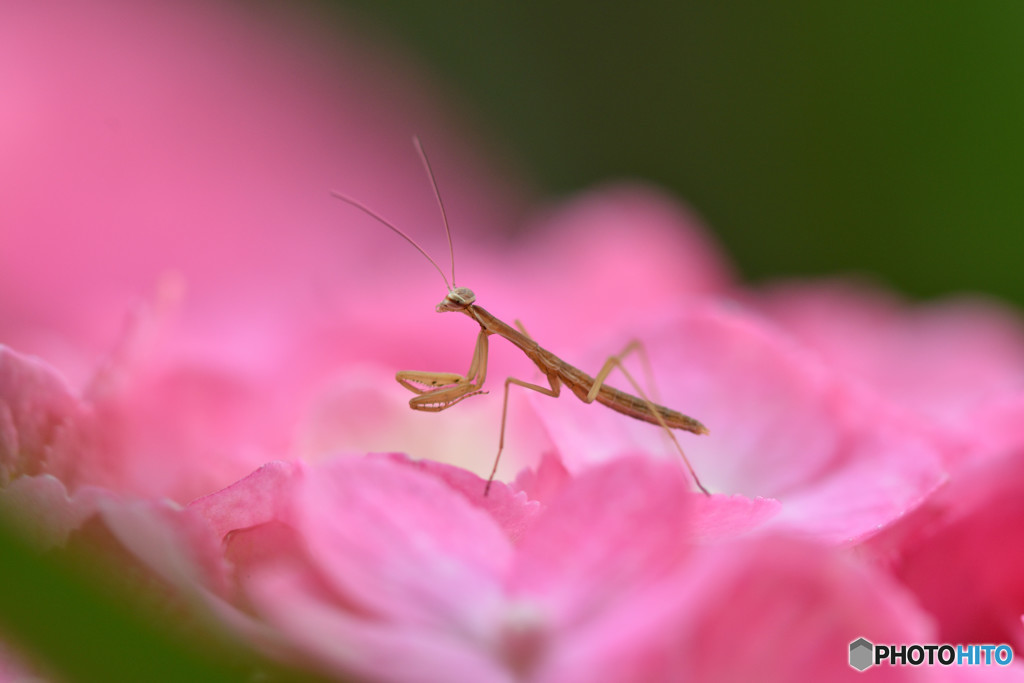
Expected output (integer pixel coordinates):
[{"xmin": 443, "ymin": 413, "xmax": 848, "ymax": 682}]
[
  {"xmin": 397, "ymin": 328, "xmax": 490, "ymax": 411},
  {"xmin": 585, "ymin": 340, "xmax": 710, "ymax": 495}
]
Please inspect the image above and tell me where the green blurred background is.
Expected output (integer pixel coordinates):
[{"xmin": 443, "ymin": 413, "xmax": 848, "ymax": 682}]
[{"xmin": 331, "ymin": 2, "xmax": 1024, "ymax": 305}]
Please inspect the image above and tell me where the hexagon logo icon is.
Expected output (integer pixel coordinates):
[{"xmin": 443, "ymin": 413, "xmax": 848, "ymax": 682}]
[{"xmin": 850, "ymin": 638, "xmax": 874, "ymax": 671}]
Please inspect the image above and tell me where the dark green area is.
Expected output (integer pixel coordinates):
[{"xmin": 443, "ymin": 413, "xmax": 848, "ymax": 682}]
[
  {"xmin": 328, "ymin": 2, "xmax": 1024, "ymax": 305},
  {"xmin": 0, "ymin": 516, "xmax": 328, "ymax": 682}
]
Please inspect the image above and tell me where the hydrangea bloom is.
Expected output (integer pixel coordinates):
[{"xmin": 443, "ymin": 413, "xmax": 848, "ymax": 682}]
[
  {"xmin": 3, "ymin": 1, "xmax": 1024, "ymax": 681},
  {"xmin": 170, "ymin": 454, "xmax": 935, "ymax": 682}
]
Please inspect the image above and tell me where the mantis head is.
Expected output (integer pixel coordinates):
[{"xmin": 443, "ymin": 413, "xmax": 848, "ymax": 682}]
[{"xmin": 437, "ymin": 287, "xmax": 476, "ymax": 312}]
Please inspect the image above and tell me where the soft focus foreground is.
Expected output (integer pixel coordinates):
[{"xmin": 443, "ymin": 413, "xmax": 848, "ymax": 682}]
[{"xmin": 3, "ymin": 2, "xmax": 1024, "ymax": 682}]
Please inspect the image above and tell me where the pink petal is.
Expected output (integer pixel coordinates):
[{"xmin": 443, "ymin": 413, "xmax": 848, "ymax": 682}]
[
  {"xmin": 247, "ymin": 568, "xmax": 510, "ymax": 683},
  {"xmin": 485, "ymin": 184, "xmax": 733, "ymax": 349},
  {"xmin": 187, "ymin": 460, "xmax": 300, "ymax": 540},
  {"xmin": 292, "ymin": 455, "xmax": 512, "ymax": 628},
  {"xmin": 511, "ymin": 456, "xmax": 693, "ymax": 621},
  {"xmin": 863, "ymin": 450, "xmax": 1024, "ymax": 650},
  {"xmin": 75, "ymin": 362, "xmax": 293, "ymax": 502},
  {"xmin": 540, "ymin": 536, "xmax": 938, "ymax": 683},
  {"xmin": 759, "ymin": 279, "xmax": 1024, "ymax": 428},
  {"xmin": 688, "ymin": 493, "xmax": 782, "ymax": 542},
  {"xmin": 768, "ymin": 402, "xmax": 947, "ymax": 544},
  {"xmin": 533, "ymin": 303, "xmax": 843, "ymax": 493},
  {"xmin": 512, "ymin": 451, "xmax": 571, "ymax": 506},
  {"xmin": 965, "ymin": 393, "xmax": 1024, "ymax": 469},
  {"xmin": 374, "ymin": 452, "xmax": 543, "ymax": 543},
  {"xmin": 532, "ymin": 303, "xmax": 947, "ymax": 542},
  {"xmin": 0, "ymin": 345, "xmax": 80, "ymax": 484}
]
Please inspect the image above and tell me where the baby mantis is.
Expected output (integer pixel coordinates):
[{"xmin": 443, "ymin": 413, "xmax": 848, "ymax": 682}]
[{"xmin": 331, "ymin": 138, "xmax": 710, "ymax": 495}]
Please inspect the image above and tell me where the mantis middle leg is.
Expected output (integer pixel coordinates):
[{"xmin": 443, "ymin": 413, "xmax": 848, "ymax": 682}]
[
  {"xmin": 478, "ymin": 318, "xmax": 564, "ymax": 495},
  {"xmin": 484, "ymin": 370, "xmax": 561, "ymax": 495}
]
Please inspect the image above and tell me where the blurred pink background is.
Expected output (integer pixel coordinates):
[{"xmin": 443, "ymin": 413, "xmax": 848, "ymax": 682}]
[{"xmin": 0, "ymin": 0, "xmax": 527, "ymax": 383}]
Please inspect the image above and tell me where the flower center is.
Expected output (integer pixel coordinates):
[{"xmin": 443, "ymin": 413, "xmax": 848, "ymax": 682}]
[{"xmin": 497, "ymin": 599, "xmax": 550, "ymax": 677}]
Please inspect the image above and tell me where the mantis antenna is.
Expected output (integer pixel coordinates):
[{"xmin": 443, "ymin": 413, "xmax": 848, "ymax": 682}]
[
  {"xmin": 329, "ymin": 189, "xmax": 453, "ymax": 293},
  {"xmin": 412, "ymin": 135, "xmax": 457, "ymax": 289},
  {"xmin": 330, "ymin": 137, "xmax": 459, "ymax": 292}
]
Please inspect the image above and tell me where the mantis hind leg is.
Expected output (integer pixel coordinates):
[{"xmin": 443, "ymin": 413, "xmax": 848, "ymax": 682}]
[
  {"xmin": 588, "ymin": 339, "xmax": 660, "ymax": 401},
  {"xmin": 585, "ymin": 340, "xmax": 710, "ymax": 496}
]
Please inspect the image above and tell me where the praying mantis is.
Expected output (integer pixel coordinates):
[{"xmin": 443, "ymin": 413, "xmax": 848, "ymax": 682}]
[{"xmin": 331, "ymin": 138, "xmax": 710, "ymax": 495}]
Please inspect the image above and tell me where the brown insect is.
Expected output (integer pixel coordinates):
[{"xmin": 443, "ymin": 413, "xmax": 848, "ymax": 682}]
[{"xmin": 332, "ymin": 138, "xmax": 710, "ymax": 495}]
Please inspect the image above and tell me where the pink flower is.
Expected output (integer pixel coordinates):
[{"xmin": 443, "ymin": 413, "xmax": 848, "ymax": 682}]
[
  {"xmin": 175, "ymin": 452, "xmax": 936, "ymax": 682},
  {"xmin": 529, "ymin": 295, "xmax": 947, "ymax": 542},
  {"xmin": 0, "ymin": 346, "xmax": 79, "ymax": 487},
  {"xmin": 0, "ymin": 0, "xmax": 525, "ymax": 502},
  {"xmin": 756, "ymin": 280, "xmax": 1024, "ymax": 458},
  {"xmin": 862, "ymin": 448, "xmax": 1024, "ymax": 652},
  {"xmin": 4, "ymin": 0, "xmax": 1024, "ymax": 680}
]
